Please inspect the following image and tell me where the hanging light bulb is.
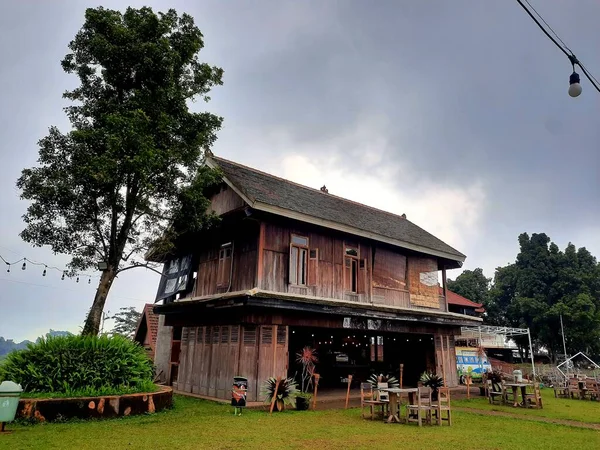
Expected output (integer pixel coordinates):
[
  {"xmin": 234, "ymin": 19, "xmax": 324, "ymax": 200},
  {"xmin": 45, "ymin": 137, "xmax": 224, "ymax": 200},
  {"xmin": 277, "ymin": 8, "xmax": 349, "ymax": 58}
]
[
  {"xmin": 76, "ymin": 276, "xmax": 80, "ymax": 283},
  {"xmin": 6, "ymin": 264, "xmax": 10, "ymax": 273},
  {"xmin": 21, "ymin": 260, "xmax": 26, "ymax": 270},
  {"xmin": 569, "ymin": 71, "xmax": 582, "ymax": 97},
  {"xmin": 42, "ymin": 266, "xmax": 47, "ymax": 277},
  {"xmin": 61, "ymin": 272, "xmax": 65, "ymax": 281},
  {"xmin": 88, "ymin": 278, "xmax": 91, "ymax": 284}
]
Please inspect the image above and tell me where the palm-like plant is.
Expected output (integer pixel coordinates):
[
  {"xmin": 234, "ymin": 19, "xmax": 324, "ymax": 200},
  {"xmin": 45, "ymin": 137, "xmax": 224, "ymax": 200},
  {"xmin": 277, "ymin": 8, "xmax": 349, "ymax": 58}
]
[
  {"xmin": 368, "ymin": 373, "xmax": 399, "ymax": 389},
  {"xmin": 420, "ymin": 371, "xmax": 444, "ymax": 399},
  {"xmin": 261, "ymin": 377, "xmax": 298, "ymax": 411}
]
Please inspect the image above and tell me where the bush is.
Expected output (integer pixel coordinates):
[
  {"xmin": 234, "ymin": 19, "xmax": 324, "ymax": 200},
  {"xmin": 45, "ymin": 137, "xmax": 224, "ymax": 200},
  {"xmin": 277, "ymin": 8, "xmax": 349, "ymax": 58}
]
[{"xmin": 0, "ymin": 334, "xmax": 154, "ymax": 395}]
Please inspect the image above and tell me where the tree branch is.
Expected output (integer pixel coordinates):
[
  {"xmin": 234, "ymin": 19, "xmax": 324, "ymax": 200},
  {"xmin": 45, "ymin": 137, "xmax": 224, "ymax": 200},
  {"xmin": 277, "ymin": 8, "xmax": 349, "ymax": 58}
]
[{"xmin": 116, "ymin": 262, "xmax": 164, "ymax": 277}]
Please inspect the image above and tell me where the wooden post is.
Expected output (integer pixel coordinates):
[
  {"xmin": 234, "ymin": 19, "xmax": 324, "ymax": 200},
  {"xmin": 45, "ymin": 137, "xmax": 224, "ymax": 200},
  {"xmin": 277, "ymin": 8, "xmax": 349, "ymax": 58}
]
[
  {"xmin": 269, "ymin": 377, "xmax": 281, "ymax": 415},
  {"xmin": 442, "ymin": 267, "xmax": 448, "ymax": 312},
  {"xmin": 345, "ymin": 375, "xmax": 353, "ymax": 409},
  {"xmin": 312, "ymin": 374, "xmax": 320, "ymax": 410},
  {"xmin": 440, "ymin": 336, "xmax": 447, "ymax": 387},
  {"xmin": 399, "ymin": 364, "xmax": 404, "ymax": 389},
  {"xmin": 466, "ymin": 375, "xmax": 471, "ymax": 400}
]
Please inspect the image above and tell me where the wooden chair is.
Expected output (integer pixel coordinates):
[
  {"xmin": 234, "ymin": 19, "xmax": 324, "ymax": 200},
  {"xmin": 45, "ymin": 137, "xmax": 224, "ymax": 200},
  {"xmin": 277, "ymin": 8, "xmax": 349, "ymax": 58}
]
[
  {"xmin": 524, "ymin": 383, "xmax": 543, "ymax": 409},
  {"xmin": 501, "ymin": 380, "xmax": 515, "ymax": 405},
  {"xmin": 406, "ymin": 386, "xmax": 432, "ymax": 426},
  {"xmin": 583, "ymin": 379, "xmax": 599, "ymax": 401},
  {"xmin": 431, "ymin": 387, "xmax": 451, "ymax": 426},
  {"xmin": 360, "ymin": 383, "xmax": 387, "ymax": 420},
  {"xmin": 553, "ymin": 380, "xmax": 569, "ymax": 398},
  {"xmin": 568, "ymin": 378, "xmax": 581, "ymax": 399},
  {"xmin": 486, "ymin": 380, "xmax": 503, "ymax": 405}
]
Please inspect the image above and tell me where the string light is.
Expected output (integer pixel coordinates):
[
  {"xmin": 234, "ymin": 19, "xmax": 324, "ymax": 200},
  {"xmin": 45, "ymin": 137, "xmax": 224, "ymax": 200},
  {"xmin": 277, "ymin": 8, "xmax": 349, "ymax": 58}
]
[{"xmin": 0, "ymin": 253, "xmax": 98, "ymax": 285}]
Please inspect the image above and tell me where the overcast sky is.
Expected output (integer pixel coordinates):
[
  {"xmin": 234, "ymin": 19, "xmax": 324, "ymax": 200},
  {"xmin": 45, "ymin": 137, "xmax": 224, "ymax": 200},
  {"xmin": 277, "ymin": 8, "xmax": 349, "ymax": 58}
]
[{"xmin": 1, "ymin": 1, "xmax": 599, "ymax": 341}]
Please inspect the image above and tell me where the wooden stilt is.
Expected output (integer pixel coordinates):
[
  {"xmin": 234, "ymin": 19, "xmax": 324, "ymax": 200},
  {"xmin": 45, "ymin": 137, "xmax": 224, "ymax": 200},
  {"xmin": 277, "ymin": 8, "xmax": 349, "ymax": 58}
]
[
  {"xmin": 269, "ymin": 377, "xmax": 281, "ymax": 415},
  {"xmin": 312, "ymin": 374, "xmax": 320, "ymax": 410},
  {"xmin": 345, "ymin": 375, "xmax": 352, "ymax": 409},
  {"xmin": 399, "ymin": 364, "xmax": 404, "ymax": 389},
  {"xmin": 466, "ymin": 375, "xmax": 471, "ymax": 400}
]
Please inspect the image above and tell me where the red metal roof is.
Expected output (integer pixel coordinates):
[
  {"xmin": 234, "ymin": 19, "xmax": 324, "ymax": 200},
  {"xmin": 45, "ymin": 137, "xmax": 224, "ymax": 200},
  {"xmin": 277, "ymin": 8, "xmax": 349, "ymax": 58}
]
[
  {"xmin": 134, "ymin": 304, "xmax": 159, "ymax": 352},
  {"xmin": 439, "ymin": 287, "xmax": 485, "ymax": 312}
]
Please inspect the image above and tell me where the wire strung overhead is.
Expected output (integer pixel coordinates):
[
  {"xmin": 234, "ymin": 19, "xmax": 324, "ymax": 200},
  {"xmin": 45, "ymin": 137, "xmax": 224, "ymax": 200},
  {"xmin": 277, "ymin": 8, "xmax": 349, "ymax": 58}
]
[
  {"xmin": 516, "ymin": 0, "xmax": 600, "ymax": 96},
  {"xmin": 0, "ymin": 253, "xmax": 97, "ymax": 284}
]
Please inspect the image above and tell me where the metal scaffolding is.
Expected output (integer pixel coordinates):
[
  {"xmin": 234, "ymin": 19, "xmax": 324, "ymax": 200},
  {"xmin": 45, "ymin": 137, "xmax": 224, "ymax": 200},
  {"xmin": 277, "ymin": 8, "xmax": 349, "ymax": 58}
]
[{"xmin": 461, "ymin": 325, "xmax": 535, "ymax": 376}]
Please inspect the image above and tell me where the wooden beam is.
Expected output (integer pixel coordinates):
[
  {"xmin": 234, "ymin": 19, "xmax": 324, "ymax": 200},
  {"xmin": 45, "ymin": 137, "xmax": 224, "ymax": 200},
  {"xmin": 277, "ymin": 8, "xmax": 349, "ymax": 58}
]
[
  {"xmin": 345, "ymin": 375, "xmax": 353, "ymax": 409},
  {"xmin": 312, "ymin": 374, "xmax": 320, "ymax": 410},
  {"xmin": 256, "ymin": 221, "xmax": 266, "ymax": 289},
  {"xmin": 442, "ymin": 267, "xmax": 448, "ymax": 312},
  {"xmin": 269, "ymin": 377, "xmax": 281, "ymax": 415}
]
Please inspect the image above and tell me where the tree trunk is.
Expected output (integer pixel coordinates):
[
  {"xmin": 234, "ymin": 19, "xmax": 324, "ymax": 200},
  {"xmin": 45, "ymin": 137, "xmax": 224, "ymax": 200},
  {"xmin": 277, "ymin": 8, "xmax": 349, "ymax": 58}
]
[{"xmin": 81, "ymin": 268, "xmax": 117, "ymax": 336}]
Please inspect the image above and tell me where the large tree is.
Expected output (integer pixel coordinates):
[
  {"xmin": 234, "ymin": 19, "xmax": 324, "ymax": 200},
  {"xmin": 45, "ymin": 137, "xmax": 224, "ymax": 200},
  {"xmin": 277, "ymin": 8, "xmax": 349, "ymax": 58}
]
[
  {"xmin": 446, "ymin": 268, "xmax": 491, "ymax": 306},
  {"xmin": 17, "ymin": 7, "xmax": 223, "ymax": 335},
  {"xmin": 487, "ymin": 233, "xmax": 600, "ymax": 361},
  {"xmin": 110, "ymin": 307, "xmax": 142, "ymax": 337}
]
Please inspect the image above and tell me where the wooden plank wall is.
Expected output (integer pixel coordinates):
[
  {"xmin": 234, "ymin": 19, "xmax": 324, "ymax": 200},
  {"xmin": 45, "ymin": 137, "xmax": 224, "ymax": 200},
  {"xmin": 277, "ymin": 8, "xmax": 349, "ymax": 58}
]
[
  {"xmin": 434, "ymin": 333, "xmax": 458, "ymax": 387},
  {"xmin": 175, "ymin": 324, "xmax": 289, "ymax": 402},
  {"xmin": 195, "ymin": 227, "xmax": 258, "ymax": 297},
  {"xmin": 208, "ymin": 184, "xmax": 246, "ymax": 216},
  {"xmin": 258, "ymin": 219, "xmax": 443, "ymax": 311}
]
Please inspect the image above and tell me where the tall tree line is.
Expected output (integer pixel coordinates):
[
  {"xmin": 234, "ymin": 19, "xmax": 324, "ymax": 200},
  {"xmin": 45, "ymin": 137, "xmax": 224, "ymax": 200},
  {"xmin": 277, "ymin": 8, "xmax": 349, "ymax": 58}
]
[{"xmin": 447, "ymin": 233, "xmax": 600, "ymax": 362}]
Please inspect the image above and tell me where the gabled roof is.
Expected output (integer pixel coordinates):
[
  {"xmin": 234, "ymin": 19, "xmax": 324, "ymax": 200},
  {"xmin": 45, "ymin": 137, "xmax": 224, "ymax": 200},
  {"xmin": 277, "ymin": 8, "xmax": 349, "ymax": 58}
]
[
  {"xmin": 440, "ymin": 287, "xmax": 485, "ymax": 312},
  {"xmin": 133, "ymin": 304, "xmax": 159, "ymax": 352},
  {"xmin": 208, "ymin": 156, "xmax": 466, "ymax": 264}
]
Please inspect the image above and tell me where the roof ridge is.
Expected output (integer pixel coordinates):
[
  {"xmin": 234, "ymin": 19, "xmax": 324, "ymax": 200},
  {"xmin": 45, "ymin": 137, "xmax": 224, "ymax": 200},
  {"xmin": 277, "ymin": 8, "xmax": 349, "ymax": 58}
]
[{"xmin": 210, "ymin": 155, "xmax": 413, "ymax": 223}]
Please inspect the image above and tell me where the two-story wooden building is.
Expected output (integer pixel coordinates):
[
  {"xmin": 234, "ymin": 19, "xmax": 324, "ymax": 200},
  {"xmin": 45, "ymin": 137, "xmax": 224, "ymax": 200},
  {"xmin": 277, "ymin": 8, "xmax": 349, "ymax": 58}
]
[{"xmin": 152, "ymin": 156, "xmax": 481, "ymax": 401}]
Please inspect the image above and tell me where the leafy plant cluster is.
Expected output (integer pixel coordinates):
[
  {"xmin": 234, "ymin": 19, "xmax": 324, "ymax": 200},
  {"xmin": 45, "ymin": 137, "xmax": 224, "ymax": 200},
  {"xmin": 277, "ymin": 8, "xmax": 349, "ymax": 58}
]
[
  {"xmin": 368, "ymin": 373, "xmax": 399, "ymax": 388},
  {"xmin": 0, "ymin": 335, "xmax": 154, "ymax": 395},
  {"xmin": 447, "ymin": 232, "xmax": 600, "ymax": 361},
  {"xmin": 261, "ymin": 377, "xmax": 298, "ymax": 411}
]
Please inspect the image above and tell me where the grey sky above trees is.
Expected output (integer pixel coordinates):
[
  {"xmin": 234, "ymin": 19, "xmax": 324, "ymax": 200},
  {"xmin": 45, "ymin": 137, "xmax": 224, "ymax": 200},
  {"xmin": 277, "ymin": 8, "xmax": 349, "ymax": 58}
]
[{"xmin": 1, "ymin": 0, "xmax": 599, "ymax": 341}]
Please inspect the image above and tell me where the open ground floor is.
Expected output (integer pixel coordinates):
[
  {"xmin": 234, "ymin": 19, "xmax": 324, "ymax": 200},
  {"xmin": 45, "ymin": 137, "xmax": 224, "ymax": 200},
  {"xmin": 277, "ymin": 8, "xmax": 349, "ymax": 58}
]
[{"xmin": 154, "ymin": 296, "xmax": 476, "ymax": 402}]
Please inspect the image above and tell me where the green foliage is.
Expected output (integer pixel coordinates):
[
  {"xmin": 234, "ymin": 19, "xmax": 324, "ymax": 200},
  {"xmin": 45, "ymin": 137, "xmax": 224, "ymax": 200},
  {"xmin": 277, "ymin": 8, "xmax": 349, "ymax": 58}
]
[
  {"xmin": 447, "ymin": 268, "xmax": 491, "ymax": 306},
  {"xmin": 21, "ymin": 381, "xmax": 157, "ymax": 399},
  {"xmin": 260, "ymin": 377, "xmax": 298, "ymax": 410},
  {"xmin": 16, "ymin": 6, "xmax": 224, "ymax": 336},
  {"xmin": 419, "ymin": 372, "xmax": 444, "ymax": 391},
  {"xmin": 109, "ymin": 306, "xmax": 142, "ymax": 337},
  {"xmin": 488, "ymin": 233, "xmax": 600, "ymax": 360},
  {"xmin": 0, "ymin": 335, "xmax": 153, "ymax": 394}
]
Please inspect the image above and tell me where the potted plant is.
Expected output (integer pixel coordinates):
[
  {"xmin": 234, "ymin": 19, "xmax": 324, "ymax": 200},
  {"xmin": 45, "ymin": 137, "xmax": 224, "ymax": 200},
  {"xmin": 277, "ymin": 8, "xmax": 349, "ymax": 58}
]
[
  {"xmin": 295, "ymin": 347, "xmax": 317, "ymax": 410},
  {"xmin": 368, "ymin": 373, "xmax": 399, "ymax": 389},
  {"xmin": 419, "ymin": 372, "xmax": 444, "ymax": 401},
  {"xmin": 261, "ymin": 377, "xmax": 298, "ymax": 412}
]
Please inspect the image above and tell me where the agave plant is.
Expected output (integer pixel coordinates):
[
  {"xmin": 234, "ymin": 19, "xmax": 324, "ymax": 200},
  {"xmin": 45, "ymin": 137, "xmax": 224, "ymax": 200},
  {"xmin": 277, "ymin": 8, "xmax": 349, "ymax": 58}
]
[
  {"xmin": 261, "ymin": 377, "xmax": 298, "ymax": 411},
  {"xmin": 419, "ymin": 372, "xmax": 444, "ymax": 395},
  {"xmin": 368, "ymin": 373, "xmax": 399, "ymax": 389}
]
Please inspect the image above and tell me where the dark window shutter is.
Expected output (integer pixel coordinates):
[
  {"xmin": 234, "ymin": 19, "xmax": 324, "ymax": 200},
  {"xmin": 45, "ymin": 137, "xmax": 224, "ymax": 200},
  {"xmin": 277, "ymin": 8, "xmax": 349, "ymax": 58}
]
[{"xmin": 261, "ymin": 326, "xmax": 273, "ymax": 344}]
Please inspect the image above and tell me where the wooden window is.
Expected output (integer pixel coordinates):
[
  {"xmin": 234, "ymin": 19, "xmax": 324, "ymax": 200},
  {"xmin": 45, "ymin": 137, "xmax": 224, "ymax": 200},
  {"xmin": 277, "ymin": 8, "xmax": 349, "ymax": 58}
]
[
  {"xmin": 243, "ymin": 326, "xmax": 257, "ymax": 346},
  {"xmin": 197, "ymin": 327, "xmax": 204, "ymax": 344},
  {"xmin": 344, "ymin": 245, "xmax": 359, "ymax": 293},
  {"xmin": 261, "ymin": 326, "xmax": 273, "ymax": 345},
  {"xmin": 217, "ymin": 243, "xmax": 233, "ymax": 288},
  {"xmin": 308, "ymin": 248, "xmax": 319, "ymax": 286},
  {"xmin": 277, "ymin": 327, "xmax": 287, "ymax": 345},
  {"xmin": 205, "ymin": 326, "xmax": 212, "ymax": 344},
  {"xmin": 231, "ymin": 326, "xmax": 239, "ymax": 343},
  {"xmin": 289, "ymin": 234, "xmax": 309, "ymax": 286},
  {"xmin": 212, "ymin": 326, "xmax": 220, "ymax": 344},
  {"xmin": 221, "ymin": 326, "xmax": 230, "ymax": 344}
]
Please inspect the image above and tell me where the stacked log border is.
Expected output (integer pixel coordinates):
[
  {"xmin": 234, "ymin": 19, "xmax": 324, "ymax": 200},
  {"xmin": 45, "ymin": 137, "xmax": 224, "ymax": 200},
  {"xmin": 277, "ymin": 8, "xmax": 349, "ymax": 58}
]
[{"xmin": 17, "ymin": 386, "xmax": 173, "ymax": 422}]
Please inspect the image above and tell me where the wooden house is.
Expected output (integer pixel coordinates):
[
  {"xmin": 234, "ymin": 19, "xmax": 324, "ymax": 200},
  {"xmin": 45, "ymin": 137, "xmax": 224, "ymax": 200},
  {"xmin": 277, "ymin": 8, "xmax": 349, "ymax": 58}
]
[{"xmin": 152, "ymin": 156, "xmax": 481, "ymax": 401}]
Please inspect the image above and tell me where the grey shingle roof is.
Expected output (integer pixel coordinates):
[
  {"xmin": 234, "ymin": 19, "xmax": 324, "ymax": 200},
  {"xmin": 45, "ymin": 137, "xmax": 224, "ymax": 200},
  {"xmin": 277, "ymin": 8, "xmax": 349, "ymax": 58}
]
[{"xmin": 211, "ymin": 156, "xmax": 465, "ymax": 261}]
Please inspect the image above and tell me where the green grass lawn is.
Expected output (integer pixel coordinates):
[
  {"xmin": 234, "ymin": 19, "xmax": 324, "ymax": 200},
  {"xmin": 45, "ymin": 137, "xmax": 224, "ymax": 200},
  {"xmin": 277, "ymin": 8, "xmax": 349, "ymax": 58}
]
[
  {"xmin": 454, "ymin": 388, "xmax": 600, "ymax": 424},
  {"xmin": 1, "ymin": 395, "xmax": 599, "ymax": 450}
]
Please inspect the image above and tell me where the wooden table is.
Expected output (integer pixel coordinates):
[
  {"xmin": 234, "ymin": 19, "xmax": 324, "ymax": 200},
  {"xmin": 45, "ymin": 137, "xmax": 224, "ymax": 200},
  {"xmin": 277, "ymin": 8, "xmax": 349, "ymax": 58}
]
[
  {"xmin": 504, "ymin": 383, "xmax": 529, "ymax": 407},
  {"xmin": 378, "ymin": 388, "xmax": 418, "ymax": 423}
]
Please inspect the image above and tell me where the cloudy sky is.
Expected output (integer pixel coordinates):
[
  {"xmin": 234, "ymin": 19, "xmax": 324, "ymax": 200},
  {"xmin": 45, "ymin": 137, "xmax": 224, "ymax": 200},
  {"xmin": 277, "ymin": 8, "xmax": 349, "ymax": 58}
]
[{"xmin": 1, "ymin": 1, "xmax": 599, "ymax": 341}]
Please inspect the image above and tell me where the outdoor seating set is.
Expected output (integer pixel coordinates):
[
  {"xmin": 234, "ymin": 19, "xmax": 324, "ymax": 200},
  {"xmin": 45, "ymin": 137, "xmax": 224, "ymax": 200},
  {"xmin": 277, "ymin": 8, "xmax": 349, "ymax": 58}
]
[
  {"xmin": 486, "ymin": 379, "xmax": 543, "ymax": 408},
  {"xmin": 553, "ymin": 377, "xmax": 600, "ymax": 401},
  {"xmin": 360, "ymin": 382, "xmax": 451, "ymax": 426}
]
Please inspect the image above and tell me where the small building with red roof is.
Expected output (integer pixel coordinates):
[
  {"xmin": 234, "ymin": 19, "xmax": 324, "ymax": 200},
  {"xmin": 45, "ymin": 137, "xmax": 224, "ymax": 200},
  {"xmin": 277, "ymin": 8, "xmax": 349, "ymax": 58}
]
[
  {"xmin": 439, "ymin": 287, "xmax": 485, "ymax": 317},
  {"xmin": 133, "ymin": 304, "xmax": 160, "ymax": 360}
]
